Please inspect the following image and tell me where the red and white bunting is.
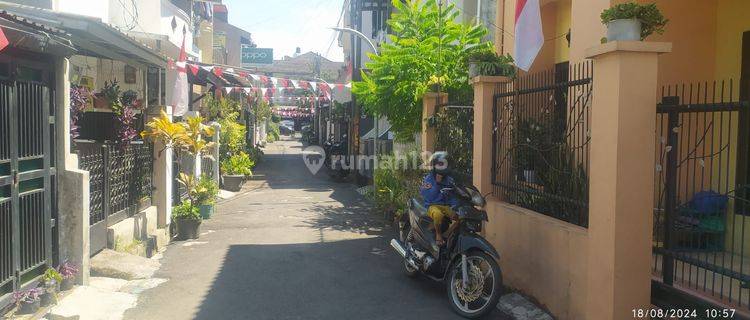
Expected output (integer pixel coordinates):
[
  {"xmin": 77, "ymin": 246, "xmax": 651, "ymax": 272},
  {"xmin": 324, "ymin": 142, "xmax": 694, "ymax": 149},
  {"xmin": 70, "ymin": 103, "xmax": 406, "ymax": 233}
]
[
  {"xmin": 0, "ymin": 27, "xmax": 9, "ymax": 52},
  {"xmin": 188, "ymin": 64, "xmax": 199, "ymax": 76}
]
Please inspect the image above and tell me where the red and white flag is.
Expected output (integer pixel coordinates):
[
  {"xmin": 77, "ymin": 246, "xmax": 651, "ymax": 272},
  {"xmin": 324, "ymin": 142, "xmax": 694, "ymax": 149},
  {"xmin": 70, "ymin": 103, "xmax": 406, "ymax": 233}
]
[
  {"xmin": 171, "ymin": 35, "xmax": 189, "ymax": 116},
  {"xmin": 513, "ymin": 0, "xmax": 543, "ymax": 71}
]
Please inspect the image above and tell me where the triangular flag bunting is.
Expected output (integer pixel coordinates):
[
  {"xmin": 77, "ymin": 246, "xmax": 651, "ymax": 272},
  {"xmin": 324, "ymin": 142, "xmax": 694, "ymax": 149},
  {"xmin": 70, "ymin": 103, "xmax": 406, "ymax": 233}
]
[
  {"xmin": 188, "ymin": 64, "xmax": 199, "ymax": 76},
  {"xmin": 0, "ymin": 27, "xmax": 9, "ymax": 52},
  {"xmin": 213, "ymin": 67, "xmax": 223, "ymax": 77}
]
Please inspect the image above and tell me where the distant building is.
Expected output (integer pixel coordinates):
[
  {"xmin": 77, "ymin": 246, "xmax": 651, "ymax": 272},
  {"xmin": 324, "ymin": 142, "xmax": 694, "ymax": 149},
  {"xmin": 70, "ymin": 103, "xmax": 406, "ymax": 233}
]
[
  {"xmin": 211, "ymin": 2, "xmax": 256, "ymax": 66},
  {"xmin": 249, "ymin": 51, "xmax": 345, "ymax": 84}
]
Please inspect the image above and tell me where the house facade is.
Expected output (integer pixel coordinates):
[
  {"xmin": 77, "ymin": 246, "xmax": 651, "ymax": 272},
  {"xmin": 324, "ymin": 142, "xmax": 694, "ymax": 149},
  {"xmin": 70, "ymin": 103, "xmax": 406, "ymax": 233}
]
[{"xmin": 468, "ymin": 0, "xmax": 750, "ymax": 319}]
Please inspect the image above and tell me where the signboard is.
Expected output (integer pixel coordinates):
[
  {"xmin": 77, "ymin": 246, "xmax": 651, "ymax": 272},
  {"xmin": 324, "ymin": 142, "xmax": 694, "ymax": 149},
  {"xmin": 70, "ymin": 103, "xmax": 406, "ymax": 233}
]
[{"xmin": 242, "ymin": 47, "xmax": 273, "ymax": 65}]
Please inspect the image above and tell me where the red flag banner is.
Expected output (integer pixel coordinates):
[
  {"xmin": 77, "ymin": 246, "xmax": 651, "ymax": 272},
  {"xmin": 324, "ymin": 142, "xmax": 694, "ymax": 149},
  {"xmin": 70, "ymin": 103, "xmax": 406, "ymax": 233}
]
[{"xmin": 0, "ymin": 27, "xmax": 8, "ymax": 52}]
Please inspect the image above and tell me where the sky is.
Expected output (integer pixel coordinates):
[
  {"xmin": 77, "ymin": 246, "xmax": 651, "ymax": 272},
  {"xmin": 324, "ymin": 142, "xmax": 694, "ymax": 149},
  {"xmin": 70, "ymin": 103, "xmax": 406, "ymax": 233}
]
[{"xmin": 222, "ymin": 0, "xmax": 346, "ymax": 62}]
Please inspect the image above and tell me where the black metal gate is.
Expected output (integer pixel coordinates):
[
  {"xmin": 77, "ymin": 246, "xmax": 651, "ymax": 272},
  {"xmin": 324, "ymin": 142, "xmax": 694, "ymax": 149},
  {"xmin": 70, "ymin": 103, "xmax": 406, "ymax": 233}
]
[
  {"xmin": 76, "ymin": 141, "xmax": 153, "ymax": 256},
  {"xmin": 0, "ymin": 57, "xmax": 56, "ymax": 302},
  {"xmin": 653, "ymin": 81, "xmax": 750, "ymax": 313},
  {"xmin": 431, "ymin": 101, "xmax": 474, "ymax": 180}
]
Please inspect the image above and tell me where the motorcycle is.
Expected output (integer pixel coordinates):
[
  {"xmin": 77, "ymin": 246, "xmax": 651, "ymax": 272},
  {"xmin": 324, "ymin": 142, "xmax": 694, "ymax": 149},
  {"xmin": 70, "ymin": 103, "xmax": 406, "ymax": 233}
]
[
  {"xmin": 390, "ymin": 180, "xmax": 502, "ymax": 318},
  {"xmin": 323, "ymin": 135, "xmax": 349, "ymax": 181}
]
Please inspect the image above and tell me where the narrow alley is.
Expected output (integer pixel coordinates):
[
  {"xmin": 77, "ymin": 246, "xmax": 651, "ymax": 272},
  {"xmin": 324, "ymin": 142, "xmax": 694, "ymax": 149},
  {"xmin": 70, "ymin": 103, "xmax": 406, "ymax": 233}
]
[{"xmin": 123, "ymin": 137, "xmax": 466, "ymax": 320}]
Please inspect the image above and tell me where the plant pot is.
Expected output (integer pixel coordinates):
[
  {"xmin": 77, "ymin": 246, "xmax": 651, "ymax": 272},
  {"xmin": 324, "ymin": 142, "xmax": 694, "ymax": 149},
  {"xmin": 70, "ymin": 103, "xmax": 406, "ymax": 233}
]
[
  {"xmin": 17, "ymin": 300, "xmax": 40, "ymax": 315},
  {"xmin": 60, "ymin": 277, "xmax": 74, "ymax": 291},
  {"xmin": 523, "ymin": 170, "xmax": 537, "ymax": 184},
  {"xmin": 40, "ymin": 292, "xmax": 56, "ymax": 307},
  {"xmin": 93, "ymin": 95, "xmax": 109, "ymax": 109},
  {"xmin": 222, "ymin": 175, "xmax": 244, "ymax": 192},
  {"xmin": 606, "ymin": 19, "xmax": 642, "ymax": 41},
  {"xmin": 468, "ymin": 62, "xmax": 480, "ymax": 78},
  {"xmin": 199, "ymin": 204, "xmax": 214, "ymax": 219},
  {"xmin": 175, "ymin": 218, "xmax": 201, "ymax": 240}
]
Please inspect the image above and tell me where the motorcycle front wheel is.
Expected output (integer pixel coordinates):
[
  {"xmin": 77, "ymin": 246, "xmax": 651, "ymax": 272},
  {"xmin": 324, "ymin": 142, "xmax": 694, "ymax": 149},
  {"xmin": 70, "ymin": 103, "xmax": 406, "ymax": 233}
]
[{"xmin": 446, "ymin": 251, "xmax": 502, "ymax": 319}]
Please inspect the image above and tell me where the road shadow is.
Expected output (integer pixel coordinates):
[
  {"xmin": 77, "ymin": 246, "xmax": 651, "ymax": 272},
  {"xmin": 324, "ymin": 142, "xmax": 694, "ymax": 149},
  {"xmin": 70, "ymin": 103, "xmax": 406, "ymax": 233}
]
[{"xmin": 192, "ymin": 240, "xmax": 463, "ymax": 320}]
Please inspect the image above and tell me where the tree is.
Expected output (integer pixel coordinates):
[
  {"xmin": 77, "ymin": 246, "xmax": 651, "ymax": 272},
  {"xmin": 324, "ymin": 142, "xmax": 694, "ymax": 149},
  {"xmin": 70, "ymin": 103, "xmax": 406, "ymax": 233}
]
[{"xmin": 352, "ymin": 0, "xmax": 490, "ymax": 141}]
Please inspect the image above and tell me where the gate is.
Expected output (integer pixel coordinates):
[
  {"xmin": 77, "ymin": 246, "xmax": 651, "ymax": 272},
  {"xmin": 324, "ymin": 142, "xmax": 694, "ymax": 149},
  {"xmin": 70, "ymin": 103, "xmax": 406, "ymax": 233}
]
[
  {"xmin": 76, "ymin": 141, "xmax": 153, "ymax": 255},
  {"xmin": 431, "ymin": 101, "xmax": 473, "ymax": 180},
  {"xmin": 653, "ymin": 81, "xmax": 750, "ymax": 313},
  {"xmin": 0, "ymin": 57, "xmax": 57, "ymax": 302}
]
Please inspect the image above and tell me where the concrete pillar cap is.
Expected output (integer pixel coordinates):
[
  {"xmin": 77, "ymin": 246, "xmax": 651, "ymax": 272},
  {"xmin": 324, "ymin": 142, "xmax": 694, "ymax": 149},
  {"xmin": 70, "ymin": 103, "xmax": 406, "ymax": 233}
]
[
  {"xmin": 470, "ymin": 76, "xmax": 512, "ymax": 85},
  {"xmin": 585, "ymin": 41, "xmax": 672, "ymax": 59}
]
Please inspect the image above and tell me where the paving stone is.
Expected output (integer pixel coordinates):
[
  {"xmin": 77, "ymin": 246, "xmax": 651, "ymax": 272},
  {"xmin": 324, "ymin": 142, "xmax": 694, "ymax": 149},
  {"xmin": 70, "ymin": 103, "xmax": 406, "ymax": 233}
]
[
  {"xmin": 496, "ymin": 293, "xmax": 554, "ymax": 320},
  {"xmin": 90, "ymin": 249, "xmax": 160, "ymax": 280}
]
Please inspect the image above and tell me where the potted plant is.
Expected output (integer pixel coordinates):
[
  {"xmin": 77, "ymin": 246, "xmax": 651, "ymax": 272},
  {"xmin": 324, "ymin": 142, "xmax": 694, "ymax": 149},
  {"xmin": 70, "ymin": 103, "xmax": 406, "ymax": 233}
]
[
  {"xmin": 467, "ymin": 50, "xmax": 516, "ymax": 78},
  {"xmin": 120, "ymin": 90, "xmax": 141, "ymax": 109},
  {"xmin": 220, "ymin": 151, "xmax": 254, "ymax": 192},
  {"xmin": 58, "ymin": 261, "xmax": 78, "ymax": 291},
  {"xmin": 94, "ymin": 80, "xmax": 122, "ymax": 110},
  {"xmin": 39, "ymin": 268, "xmax": 62, "ymax": 307},
  {"xmin": 12, "ymin": 288, "xmax": 43, "ymax": 315},
  {"xmin": 194, "ymin": 175, "xmax": 219, "ymax": 219},
  {"xmin": 172, "ymin": 199, "xmax": 202, "ymax": 240},
  {"xmin": 600, "ymin": 2, "xmax": 668, "ymax": 41}
]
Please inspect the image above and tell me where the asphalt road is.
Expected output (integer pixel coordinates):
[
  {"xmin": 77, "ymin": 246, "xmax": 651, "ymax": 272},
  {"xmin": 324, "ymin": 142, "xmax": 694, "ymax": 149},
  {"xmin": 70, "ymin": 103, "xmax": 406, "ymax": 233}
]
[{"xmin": 123, "ymin": 136, "xmax": 486, "ymax": 320}]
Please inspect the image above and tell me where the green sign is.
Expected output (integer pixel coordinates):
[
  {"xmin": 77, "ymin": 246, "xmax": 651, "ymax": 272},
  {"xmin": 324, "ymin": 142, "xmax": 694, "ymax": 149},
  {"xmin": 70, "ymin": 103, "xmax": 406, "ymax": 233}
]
[{"xmin": 242, "ymin": 47, "xmax": 273, "ymax": 65}]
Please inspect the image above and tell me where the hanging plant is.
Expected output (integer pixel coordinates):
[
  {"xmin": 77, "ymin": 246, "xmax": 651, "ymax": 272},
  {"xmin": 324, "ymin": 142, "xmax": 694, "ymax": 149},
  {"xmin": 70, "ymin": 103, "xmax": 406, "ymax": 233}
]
[
  {"xmin": 116, "ymin": 106, "xmax": 138, "ymax": 147},
  {"xmin": 70, "ymin": 86, "xmax": 90, "ymax": 139}
]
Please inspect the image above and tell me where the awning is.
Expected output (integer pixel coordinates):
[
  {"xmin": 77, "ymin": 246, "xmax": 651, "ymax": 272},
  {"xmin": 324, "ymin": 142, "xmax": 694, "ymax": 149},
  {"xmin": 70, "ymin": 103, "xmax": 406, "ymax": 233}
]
[
  {"xmin": 1, "ymin": 2, "xmax": 167, "ymax": 68},
  {"xmin": 0, "ymin": 10, "xmax": 76, "ymax": 56}
]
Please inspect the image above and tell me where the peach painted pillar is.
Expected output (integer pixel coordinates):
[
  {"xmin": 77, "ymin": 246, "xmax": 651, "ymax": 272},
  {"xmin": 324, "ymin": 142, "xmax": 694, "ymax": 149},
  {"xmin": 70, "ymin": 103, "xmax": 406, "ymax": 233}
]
[
  {"xmin": 585, "ymin": 41, "xmax": 672, "ymax": 320},
  {"xmin": 421, "ymin": 92, "xmax": 447, "ymax": 155},
  {"xmin": 471, "ymin": 76, "xmax": 510, "ymax": 197}
]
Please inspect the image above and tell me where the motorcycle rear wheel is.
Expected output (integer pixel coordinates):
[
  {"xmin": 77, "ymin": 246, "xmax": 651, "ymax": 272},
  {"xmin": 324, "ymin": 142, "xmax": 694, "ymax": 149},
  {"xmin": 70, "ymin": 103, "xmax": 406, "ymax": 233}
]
[{"xmin": 403, "ymin": 228, "xmax": 418, "ymax": 277}]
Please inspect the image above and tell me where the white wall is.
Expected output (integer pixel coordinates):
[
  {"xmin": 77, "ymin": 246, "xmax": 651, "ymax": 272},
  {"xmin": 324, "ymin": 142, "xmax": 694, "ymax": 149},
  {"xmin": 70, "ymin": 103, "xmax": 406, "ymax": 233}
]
[
  {"xmin": 161, "ymin": 0, "xmax": 197, "ymax": 57},
  {"xmin": 53, "ymin": 0, "xmax": 109, "ymax": 22}
]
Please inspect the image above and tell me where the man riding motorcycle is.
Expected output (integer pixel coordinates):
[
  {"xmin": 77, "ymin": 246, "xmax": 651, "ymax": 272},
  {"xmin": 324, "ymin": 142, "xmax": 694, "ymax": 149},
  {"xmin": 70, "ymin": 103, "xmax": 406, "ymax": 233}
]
[{"xmin": 420, "ymin": 152, "xmax": 459, "ymax": 246}]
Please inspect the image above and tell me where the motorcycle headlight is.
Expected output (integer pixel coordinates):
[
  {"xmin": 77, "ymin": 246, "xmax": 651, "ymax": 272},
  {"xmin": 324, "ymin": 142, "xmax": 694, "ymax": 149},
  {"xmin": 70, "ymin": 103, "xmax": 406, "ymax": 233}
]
[{"xmin": 467, "ymin": 188, "xmax": 486, "ymax": 207}]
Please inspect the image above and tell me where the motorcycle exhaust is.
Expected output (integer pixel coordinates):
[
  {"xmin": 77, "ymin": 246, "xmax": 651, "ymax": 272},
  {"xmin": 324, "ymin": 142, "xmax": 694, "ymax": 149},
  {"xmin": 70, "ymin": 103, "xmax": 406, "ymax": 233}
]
[{"xmin": 390, "ymin": 239, "xmax": 407, "ymax": 258}]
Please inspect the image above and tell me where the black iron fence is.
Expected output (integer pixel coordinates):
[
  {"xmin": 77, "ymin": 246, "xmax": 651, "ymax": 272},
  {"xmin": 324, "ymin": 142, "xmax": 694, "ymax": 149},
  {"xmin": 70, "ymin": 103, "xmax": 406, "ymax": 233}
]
[
  {"xmin": 492, "ymin": 61, "xmax": 592, "ymax": 227},
  {"xmin": 76, "ymin": 141, "xmax": 153, "ymax": 226},
  {"xmin": 652, "ymin": 80, "xmax": 750, "ymax": 311},
  {"xmin": 431, "ymin": 102, "xmax": 473, "ymax": 181}
]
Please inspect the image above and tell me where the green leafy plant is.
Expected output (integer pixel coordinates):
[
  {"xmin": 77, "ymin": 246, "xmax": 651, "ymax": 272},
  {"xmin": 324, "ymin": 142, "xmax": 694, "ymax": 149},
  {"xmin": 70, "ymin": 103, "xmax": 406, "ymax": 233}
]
[
  {"xmin": 194, "ymin": 175, "xmax": 219, "ymax": 205},
  {"xmin": 42, "ymin": 268, "xmax": 62, "ymax": 287},
  {"xmin": 172, "ymin": 200, "xmax": 200, "ymax": 221},
  {"xmin": 467, "ymin": 49, "xmax": 516, "ymax": 77},
  {"xmin": 266, "ymin": 121, "xmax": 280, "ymax": 143},
  {"xmin": 99, "ymin": 80, "xmax": 122, "ymax": 112},
  {"xmin": 205, "ymin": 95, "xmax": 242, "ymax": 122},
  {"xmin": 271, "ymin": 114, "xmax": 281, "ymax": 123},
  {"xmin": 370, "ymin": 151, "xmax": 424, "ymax": 219},
  {"xmin": 352, "ymin": 0, "xmax": 491, "ymax": 140},
  {"xmin": 600, "ymin": 2, "xmax": 668, "ymax": 40},
  {"xmin": 220, "ymin": 152, "xmax": 254, "ymax": 176},
  {"xmin": 218, "ymin": 119, "xmax": 247, "ymax": 157}
]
